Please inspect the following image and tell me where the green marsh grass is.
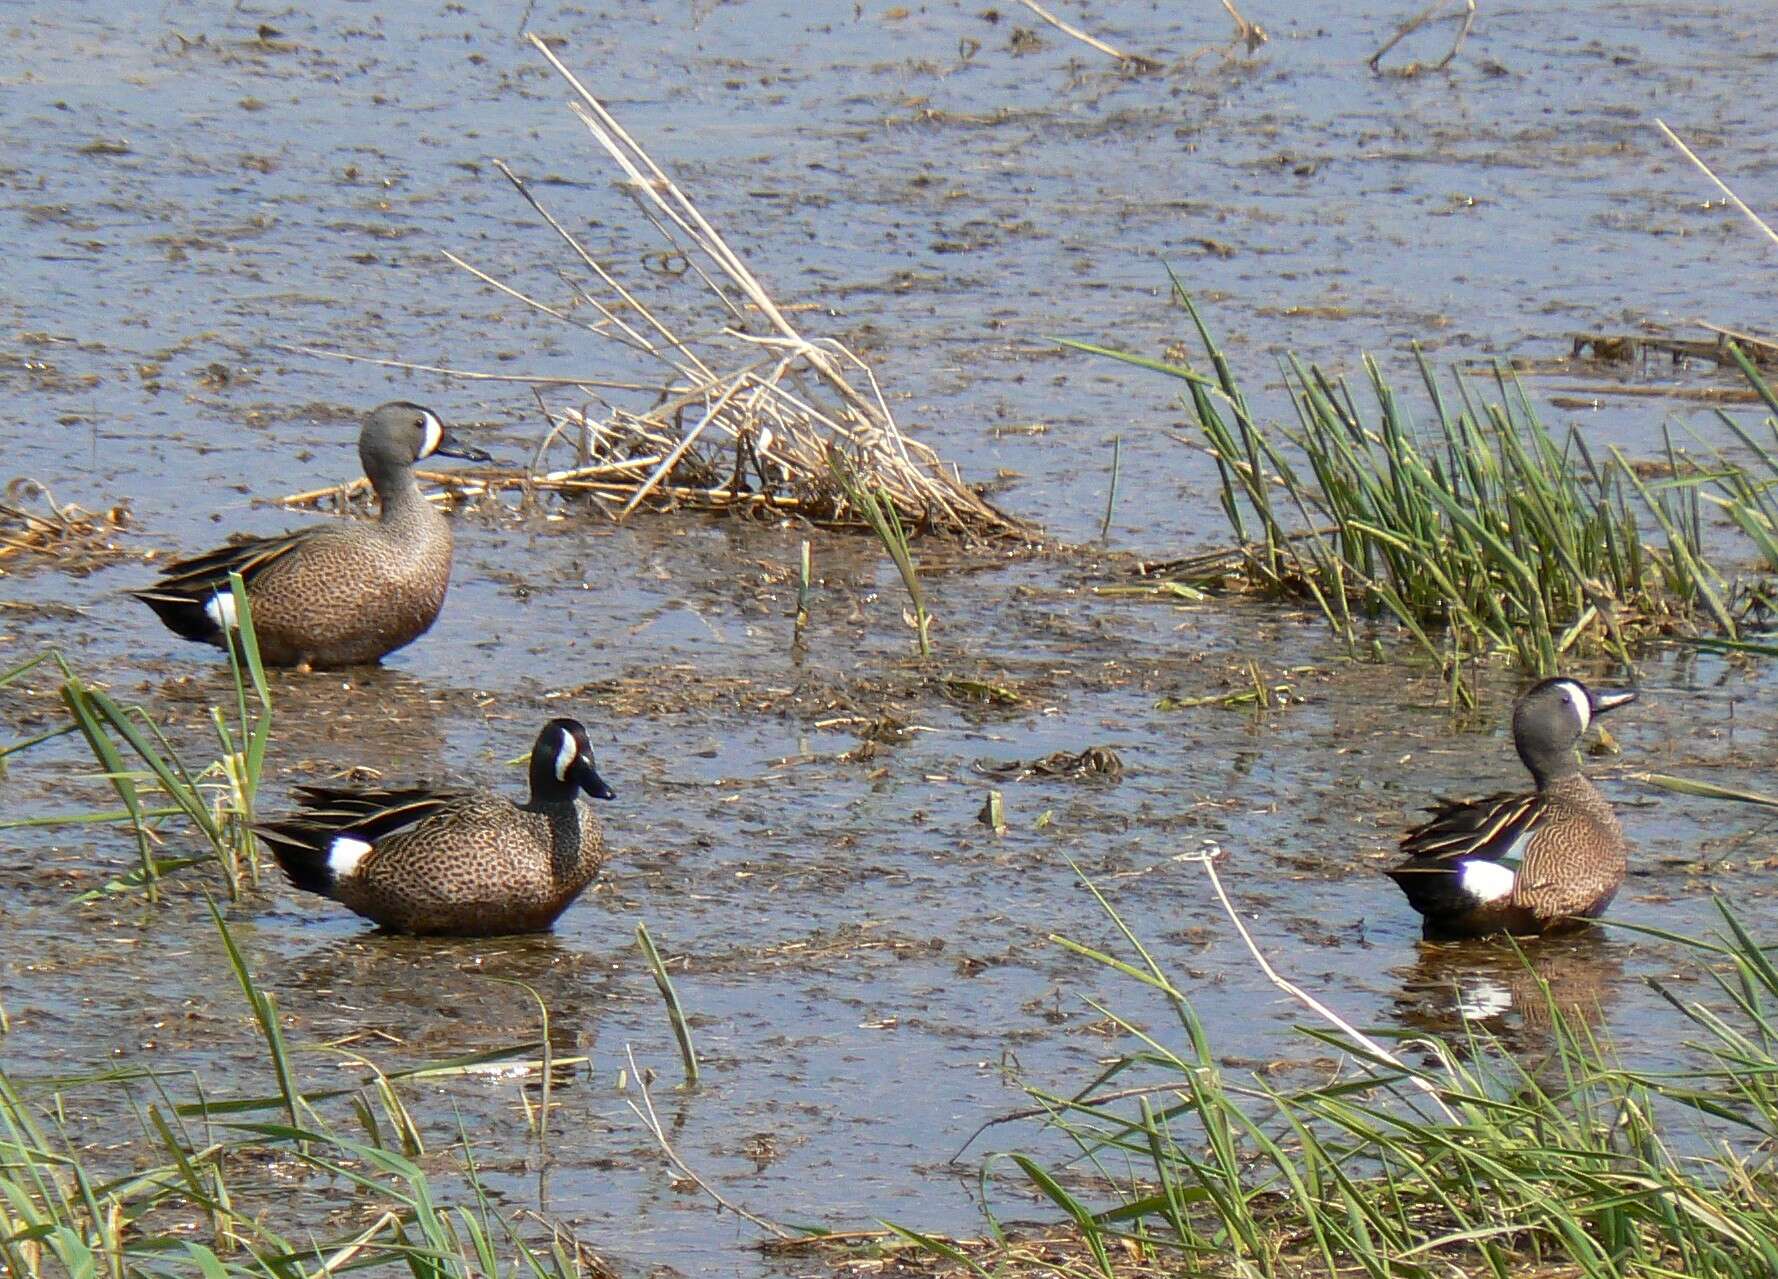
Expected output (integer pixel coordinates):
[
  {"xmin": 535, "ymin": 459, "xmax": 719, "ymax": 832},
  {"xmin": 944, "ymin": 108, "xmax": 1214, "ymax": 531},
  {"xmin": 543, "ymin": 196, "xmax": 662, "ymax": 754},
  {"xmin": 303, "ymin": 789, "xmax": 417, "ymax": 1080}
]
[
  {"xmin": 636, "ymin": 921, "xmax": 701, "ymax": 1088},
  {"xmin": 829, "ymin": 450, "xmax": 933, "ymax": 658},
  {"xmin": 0, "ymin": 653, "xmax": 79, "ymax": 776},
  {"xmin": 484, "ymin": 978, "xmax": 556, "ymax": 1146},
  {"xmin": 1101, "ymin": 434, "xmax": 1123, "ymax": 541},
  {"xmin": 0, "ymin": 908, "xmax": 601, "ymax": 1278},
  {"xmin": 0, "ymin": 576, "xmax": 271, "ymax": 899},
  {"xmin": 887, "ymin": 876, "xmax": 1778, "ymax": 1278},
  {"xmin": 1625, "ymin": 346, "xmax": 1778, "ymax": 646},
  {"xmin": 1063, "ymin": 284, "xmax": 1778, "ymax": 675}
]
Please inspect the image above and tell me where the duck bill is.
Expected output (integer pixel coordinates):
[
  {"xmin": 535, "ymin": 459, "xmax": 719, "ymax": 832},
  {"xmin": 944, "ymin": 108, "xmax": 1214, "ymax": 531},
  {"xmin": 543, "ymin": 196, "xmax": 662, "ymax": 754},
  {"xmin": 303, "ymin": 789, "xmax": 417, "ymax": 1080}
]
[
  {"xmin": 1590, "ymin": 688, "xmax": 1638, "ymax": 716},
  {"xmin": 433, "ymin": 429, "xmax": 493, "ymax": 464},
  {"xmin": 572, "ymin": 757, "xmax": 616, "ymax": 801}
]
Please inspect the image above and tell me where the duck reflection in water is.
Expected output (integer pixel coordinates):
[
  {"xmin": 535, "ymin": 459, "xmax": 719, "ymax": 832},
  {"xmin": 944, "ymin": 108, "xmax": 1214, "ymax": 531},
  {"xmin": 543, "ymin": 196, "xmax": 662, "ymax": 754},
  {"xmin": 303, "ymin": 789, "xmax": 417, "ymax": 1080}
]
[
  {"xmin": 267, "ymin": 928, "xmax": 607, "ymax": 1087},
  {"xmin": 1391, "ymin": 932, "xmax": 1629, "ymax": 1058}
]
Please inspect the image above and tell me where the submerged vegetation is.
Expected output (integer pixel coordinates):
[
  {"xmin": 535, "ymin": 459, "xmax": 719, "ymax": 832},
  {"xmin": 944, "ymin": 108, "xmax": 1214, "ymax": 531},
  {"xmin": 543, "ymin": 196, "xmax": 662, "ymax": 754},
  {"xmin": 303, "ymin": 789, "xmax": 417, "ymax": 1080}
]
[
  {"xmin": 871, "ymin": 870, "xmax": 1778, "ymax": 1278},
  {"xmin": 1070, "ymin": 282, "xmax": 1778, "ymax": 676}
]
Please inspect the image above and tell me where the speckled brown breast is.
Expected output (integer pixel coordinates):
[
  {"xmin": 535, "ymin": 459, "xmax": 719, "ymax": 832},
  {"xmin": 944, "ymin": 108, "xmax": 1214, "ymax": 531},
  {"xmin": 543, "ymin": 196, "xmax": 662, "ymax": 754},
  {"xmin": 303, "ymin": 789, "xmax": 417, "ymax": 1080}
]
[
  {"xmin": 336, "ymin": 794, "xmax": 605, "ymax": 936},
  {"xmin": 246, "ymin": 501, "xmax": 453, "ymax": 668}
]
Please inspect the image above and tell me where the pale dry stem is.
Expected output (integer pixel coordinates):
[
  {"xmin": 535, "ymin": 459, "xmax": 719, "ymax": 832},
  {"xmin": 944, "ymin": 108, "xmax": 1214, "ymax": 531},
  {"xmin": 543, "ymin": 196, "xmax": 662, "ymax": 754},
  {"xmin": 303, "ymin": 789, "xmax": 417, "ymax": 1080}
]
[
  {"xmin": 1190, "ymin": 844, "xmax": 1461, "ymax": 1124},
  {"xmin": 621, "ymin": 1044, "xmax": 796, "ymax": 1241},
  {"xmin": 1013, "ymin": 0, "xmax": 1165, "ymax": 71},
  {"xmin": 1655, "ymin": 118, "xmax": 1778, "ymax": 252},
  {"xmin": 1369, "ymin": 0, "xmax": 1476, "ymax": 73}
]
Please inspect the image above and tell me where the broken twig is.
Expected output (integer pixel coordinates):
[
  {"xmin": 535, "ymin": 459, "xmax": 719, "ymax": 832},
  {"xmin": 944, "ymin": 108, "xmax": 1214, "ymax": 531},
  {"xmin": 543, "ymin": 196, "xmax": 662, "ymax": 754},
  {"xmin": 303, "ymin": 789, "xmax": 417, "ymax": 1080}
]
[
  {"xmin": 1220, "ymin": 0, "xmax": 1268, "ymax": 54},
  {"xmin": 622, "ymin": 1045, "xmax": 794, "ymax": 1240}
]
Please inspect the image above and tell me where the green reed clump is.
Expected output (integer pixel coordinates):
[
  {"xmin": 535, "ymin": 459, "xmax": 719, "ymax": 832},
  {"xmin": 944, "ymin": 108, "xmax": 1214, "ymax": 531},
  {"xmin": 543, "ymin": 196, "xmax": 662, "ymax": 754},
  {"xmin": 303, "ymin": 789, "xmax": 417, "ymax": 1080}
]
[
  {"xmin": 0, "ymin": 909, "xmax": 601, "ymax": 1278},
  {"xmin": 0, "ymin": 576, "xmax": 271, "ymax": 899},
  {"xmin": 1617, "ymin": 344, "xmax": 1778, "ymax": 656},
  {"xmin": 636, "ymin": 922, "xmax": 700, "ymax": 1088},
  {"xmin": 893, "ymin": 880, "xmax": 1778, "ymax": 1278},
  {"xmin": 1064, "ymin": 285, "xmax": 1748, "ymax": 675},
  {"xmin": 829, "ymin": 448, "xmax": 933, "ymax": 658}
]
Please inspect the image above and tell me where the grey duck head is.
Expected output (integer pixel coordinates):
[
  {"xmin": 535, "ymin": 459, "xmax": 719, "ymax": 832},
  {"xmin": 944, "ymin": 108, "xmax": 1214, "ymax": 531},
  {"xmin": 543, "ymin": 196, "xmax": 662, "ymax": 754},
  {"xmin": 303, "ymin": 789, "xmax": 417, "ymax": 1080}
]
[
  {"xmin": 529, "ymin": 718, "xmax": 617, "ymax": 804},
  {"xmin": 1513, "ymin": 677, "xmax": 1636, "ymax": 786},
  {"xmin": 358, "ymin": 402, "xmax": 491, "ymax": 491}
]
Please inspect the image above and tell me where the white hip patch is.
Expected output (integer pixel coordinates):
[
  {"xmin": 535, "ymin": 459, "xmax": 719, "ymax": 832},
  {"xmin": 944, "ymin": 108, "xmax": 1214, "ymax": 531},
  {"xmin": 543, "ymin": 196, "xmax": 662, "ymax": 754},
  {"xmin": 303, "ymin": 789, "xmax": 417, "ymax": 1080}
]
[
  {"xmin": 326, "ymin": 834, "xmax": 375, "ymax": 878},
  {"xmin": 203, "ymin": 590, "xmax": 239, "ymax": 632},
  {"xmin": 1458, "ymin": 858, "xmax": 1516, "ymax": 904}
]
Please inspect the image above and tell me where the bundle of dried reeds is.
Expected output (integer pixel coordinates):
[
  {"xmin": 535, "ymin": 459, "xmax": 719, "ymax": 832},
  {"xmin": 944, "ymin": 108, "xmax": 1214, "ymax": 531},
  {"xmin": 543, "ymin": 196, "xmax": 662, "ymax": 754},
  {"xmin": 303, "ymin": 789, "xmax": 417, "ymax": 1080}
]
[
  {"xmin": 287, "ymin": 35, "xmax": 1032, "ymax": 544},
  {"xmin": 0, "ymin": 479, "xmax": 134, "ymax": 576}
]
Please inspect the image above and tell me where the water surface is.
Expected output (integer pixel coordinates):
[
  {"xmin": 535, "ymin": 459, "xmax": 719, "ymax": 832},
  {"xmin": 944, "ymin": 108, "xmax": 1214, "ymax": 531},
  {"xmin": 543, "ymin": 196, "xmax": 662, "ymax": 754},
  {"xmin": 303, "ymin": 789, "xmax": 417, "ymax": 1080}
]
[{"xmin": 4, "ymin": 2, "xmax": 1777, "ymax": 1272}]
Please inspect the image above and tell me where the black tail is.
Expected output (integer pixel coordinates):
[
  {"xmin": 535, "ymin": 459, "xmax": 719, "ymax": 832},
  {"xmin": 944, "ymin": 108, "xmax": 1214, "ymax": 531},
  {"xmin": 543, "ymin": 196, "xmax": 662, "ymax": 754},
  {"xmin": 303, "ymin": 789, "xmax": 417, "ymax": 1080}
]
[
  {"xmin": 254, "ymin": 824, "xmax": 338, "ymax": 897},
  {"xmin": 131, "ymin": 590, "xmax": 224, "ymax": 645},
  {"xmin": 1385, "ymin": 862, "xmax": 1470, "ymax": 920}
]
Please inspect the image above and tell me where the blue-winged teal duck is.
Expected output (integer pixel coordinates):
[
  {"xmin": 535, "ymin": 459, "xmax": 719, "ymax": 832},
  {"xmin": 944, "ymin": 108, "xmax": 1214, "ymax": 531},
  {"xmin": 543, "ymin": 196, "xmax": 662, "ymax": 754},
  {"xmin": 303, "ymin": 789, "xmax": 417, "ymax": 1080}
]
[
  {"xmin": 256, "ymin": 718, "xmax": 616, "ymax": 936},
  {"xmin": 131, "ymin": 402, "xmax": 490, "ymax": 671},
  {"xmin": 1387, "ymin": 677, "xmax": 1637, "ymax": 940}
]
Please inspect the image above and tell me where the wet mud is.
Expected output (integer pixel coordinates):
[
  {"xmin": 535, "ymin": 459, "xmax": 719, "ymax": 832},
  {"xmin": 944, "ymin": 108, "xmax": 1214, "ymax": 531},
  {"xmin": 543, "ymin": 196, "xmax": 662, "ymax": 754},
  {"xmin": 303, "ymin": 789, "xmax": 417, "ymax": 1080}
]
[{"xmin": 5, "ymin": 2, "xmax": 1778, "ymax": 1273}]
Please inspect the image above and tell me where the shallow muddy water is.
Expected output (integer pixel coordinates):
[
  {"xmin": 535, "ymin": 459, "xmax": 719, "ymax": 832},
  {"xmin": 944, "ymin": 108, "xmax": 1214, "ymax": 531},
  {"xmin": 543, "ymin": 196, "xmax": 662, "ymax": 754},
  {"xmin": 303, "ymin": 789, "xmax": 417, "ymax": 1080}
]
[{"xmin": 5, "ymin": 1, "xmax": 1778, "ymax": 1273}]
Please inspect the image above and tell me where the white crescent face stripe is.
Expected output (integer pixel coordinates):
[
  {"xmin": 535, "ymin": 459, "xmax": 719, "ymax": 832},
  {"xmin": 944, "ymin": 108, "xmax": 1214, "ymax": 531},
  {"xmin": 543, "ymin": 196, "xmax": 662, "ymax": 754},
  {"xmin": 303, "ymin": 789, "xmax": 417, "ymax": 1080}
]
[
  {"xmin": 327, "ymin": 834, "xmax": 374, "ymax": 878},
  {"xmin": 1554, "ymin": 678, "xmax": 1590, "ymax": 733},
  {"xmin": 553, "ymin": 730, "xmax": 578, "ymax": 782},
  {"xmin": 418, "ymin": 411, "xmax": 444, "ymax": 459}
]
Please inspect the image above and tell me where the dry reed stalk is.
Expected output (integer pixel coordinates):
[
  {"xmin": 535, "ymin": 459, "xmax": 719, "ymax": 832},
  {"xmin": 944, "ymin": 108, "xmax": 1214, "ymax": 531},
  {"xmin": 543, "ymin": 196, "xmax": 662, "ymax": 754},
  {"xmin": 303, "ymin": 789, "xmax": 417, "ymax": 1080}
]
[
  {"xmin": 1013, "ymin": 0, "xmax": 1165, "ymax": 71},
  {"xmin": 621, "ymin": 1044, "xmax": 795, "ymax": 1240},
  {"xmin": 286, "ymin": 35, "xmax": 1033, "ymax": 543},
  {"xmin": 1191, "ymin": 844, "xmax": 1461, "ymax": 1124},
  {"xmin": 275, "ymin": 465, "xmax": 817, "ymax": 521},
  {"xmin": 1219, "ymin": 0, "xmax": 1268, "ymax": 54},
  {"xmin": 283, "ymin": 343, "xmax": 650, "ymax": 390},
  {"xmin": 1655, "ymin": 118, "xmax": 1778, "ymax": 252},
  {"xmin": 1369, "ymin": 0, "xmax": 1475, "ymax": 73},
  {"xmin": 1695, "ymin": 320, "xmax": 1778, "ymax": 359},
  {"xmin": 0, "ymin": 479, "xmax": 136, "ymax": 575}
]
